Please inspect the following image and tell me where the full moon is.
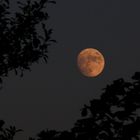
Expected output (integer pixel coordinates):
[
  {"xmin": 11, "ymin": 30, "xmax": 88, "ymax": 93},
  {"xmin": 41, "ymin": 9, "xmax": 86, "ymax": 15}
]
[{"xmin": 77, "ymin": 48, "xmax": 105, "ymax": 77}]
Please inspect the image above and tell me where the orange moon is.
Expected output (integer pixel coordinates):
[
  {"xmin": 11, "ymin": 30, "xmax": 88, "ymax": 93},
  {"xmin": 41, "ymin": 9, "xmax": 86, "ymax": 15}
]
[{"xmin": 77, "ymin": 48, "xmax": 105, "ymax": 77}]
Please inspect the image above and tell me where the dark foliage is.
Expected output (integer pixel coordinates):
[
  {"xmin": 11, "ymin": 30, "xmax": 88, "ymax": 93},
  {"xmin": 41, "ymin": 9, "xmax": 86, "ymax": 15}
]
[
  {"xmin": 29, "ymin": 130, "xmax": 76, "ymax": 140},
  {"xmin": 0, "ymin": 120, "xmax": 22, "ymax": 140},
  {"xmin": 72, "ymin": 72, "xmax": 140, "ymax": 140},
  {"xmin": 0, "ymin": 1, "xmax": 139, "ymax": 139},
  {"xmin": 29, "ymin": 129, "xmax": 59, "ymax": 140},
  {"xmin": 28, "ymin": 72, "xmax": 140, "ymax": 140},
  {"xmin": 0, "ymin": 72, "xmax": 140, "ymax": 139},
  {"xmin": 0, "ymin": 0, "xmax": 56, "ymax": 86}
]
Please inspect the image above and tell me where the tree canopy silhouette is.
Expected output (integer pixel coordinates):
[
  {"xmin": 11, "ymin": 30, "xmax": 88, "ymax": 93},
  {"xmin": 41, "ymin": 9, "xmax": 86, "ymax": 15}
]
[
  {"xmin": 0, "ymin": 71, "xmax": 140, "ymax": 139},
  {"xmin": 0, "ymin": 120, "xmax": 22, "ymax": 140},
  {"xmin": 28, "ymin": 72, "xmax": 140, "ymax": 140},
  {"xmin": 0, "ymin": 0, "xmax": 56, "ymax": 85},
  {"xmin": 72, "ymin": 72, "xmax": 140, "ymax": 140}
]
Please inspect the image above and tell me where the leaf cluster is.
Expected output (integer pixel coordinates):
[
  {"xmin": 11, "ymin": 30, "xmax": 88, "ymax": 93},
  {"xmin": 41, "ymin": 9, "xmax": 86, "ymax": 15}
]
[
  {"xmin": 0, "ymin": 120, "xmax": 22, "ymax": 140},
  {"xmin": 0, "ymin": 0, "xmax": 56, "ymax": 85}
]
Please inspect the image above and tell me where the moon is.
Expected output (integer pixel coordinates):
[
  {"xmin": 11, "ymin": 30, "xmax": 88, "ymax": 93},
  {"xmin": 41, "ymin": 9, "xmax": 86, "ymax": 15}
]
[{"xmin": 77, "ymin": 48, "xmax": 105, "ymax": 77}]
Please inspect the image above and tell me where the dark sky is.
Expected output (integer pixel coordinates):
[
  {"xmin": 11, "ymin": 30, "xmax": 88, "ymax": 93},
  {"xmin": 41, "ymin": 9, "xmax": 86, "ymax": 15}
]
[{"xmin": 0, "ymin": 0, "xmax": 140, "ymax": 139}]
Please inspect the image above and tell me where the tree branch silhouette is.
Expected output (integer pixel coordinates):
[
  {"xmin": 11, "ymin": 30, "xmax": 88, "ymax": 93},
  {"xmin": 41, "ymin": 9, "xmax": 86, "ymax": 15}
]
[
  {"xmin": 28, "ymin": 72, "xmax": 140, "ymax": 140},
  {"xmin": 72, "ymin": 72, "xmax": 140, "ymax": 140},
  {"xmin": 0, "ymin": 120, "xmax": 22, "ymax": 140},
  {"xmin": 0, "ymin": 0, "xmax": 56, "ymax": 86},
  {"xmin": 0, "ymin": 70, "xmax": 140, "ymax": 140},
  {"xmin": 0, "ymin": 0, "xmax": 56, "ymax": 139}
]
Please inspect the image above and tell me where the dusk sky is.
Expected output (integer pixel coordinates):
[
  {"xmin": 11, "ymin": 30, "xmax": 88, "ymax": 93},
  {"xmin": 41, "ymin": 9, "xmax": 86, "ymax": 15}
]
[{"xmin": 0, "ymin": 0, "xmax": 140, "ymax": 140}]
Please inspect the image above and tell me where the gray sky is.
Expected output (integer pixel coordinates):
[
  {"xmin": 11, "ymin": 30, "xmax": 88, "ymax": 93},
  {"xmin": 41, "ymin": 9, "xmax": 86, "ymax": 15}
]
[{"xmin": 0, "ymin": 0, "xmax": 140, "ymax": 139}]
